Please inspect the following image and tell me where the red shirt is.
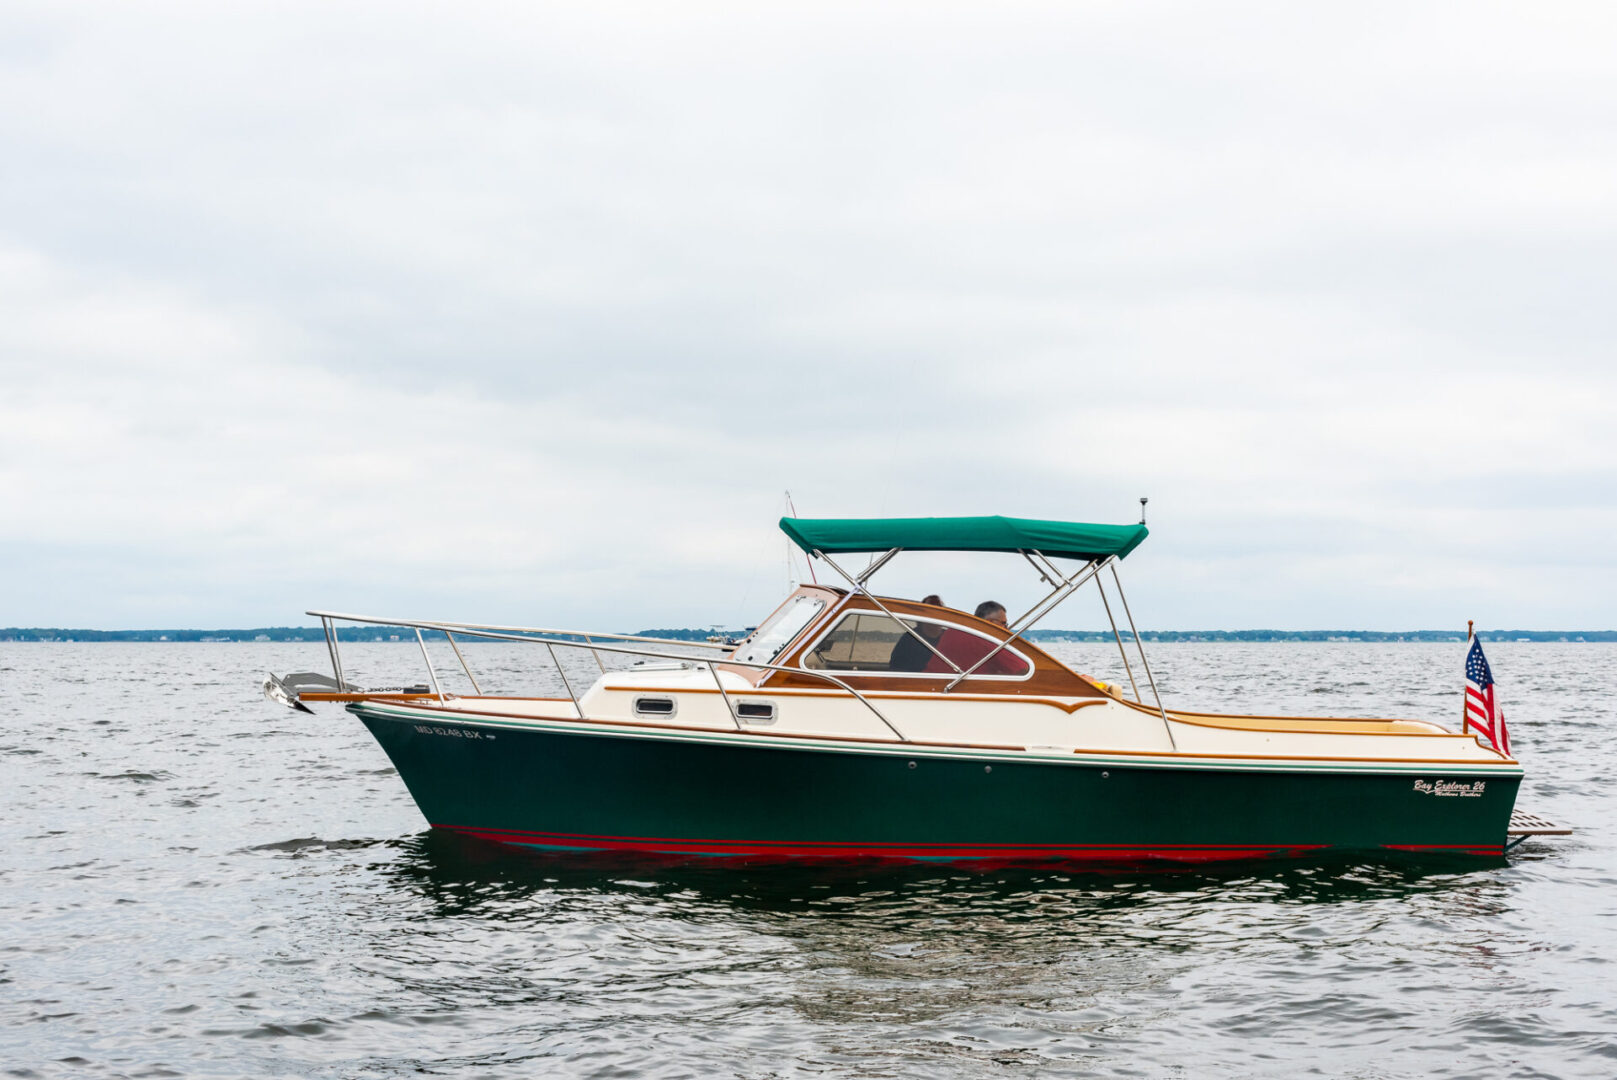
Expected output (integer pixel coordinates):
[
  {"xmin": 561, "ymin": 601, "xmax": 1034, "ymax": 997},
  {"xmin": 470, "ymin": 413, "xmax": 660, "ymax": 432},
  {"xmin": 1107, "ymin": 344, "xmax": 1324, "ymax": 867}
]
[{"xmin": 923, "ymin": 628, "xmax": 1028, "ymax": 677}]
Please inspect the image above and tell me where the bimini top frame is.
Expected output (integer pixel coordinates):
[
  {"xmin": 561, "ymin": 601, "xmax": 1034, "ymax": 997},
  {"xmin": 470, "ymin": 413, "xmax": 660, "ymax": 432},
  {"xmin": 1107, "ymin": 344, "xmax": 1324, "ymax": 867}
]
[
  {"xmin": 780, "ymin": 514, "xmax": 1175, "ymax": 748},
  {"xmin": 779, "ymin": 515, "xmax": 1149, "ymax": 563}
]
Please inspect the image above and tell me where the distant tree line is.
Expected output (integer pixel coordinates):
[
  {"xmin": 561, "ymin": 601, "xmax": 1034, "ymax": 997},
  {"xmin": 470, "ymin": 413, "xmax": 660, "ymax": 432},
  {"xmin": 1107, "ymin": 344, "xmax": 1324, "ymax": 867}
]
[
  {"xmin": 0, "ymin": 626, "xmax": 421, "ymax": 642},
  {"xmin": 4, "ymin": 626, "xmax": 1613, "ymax": 644},
  {"xmin": 0, "ymin": 626, "xmax": 750, "ymax": 644},
  {"xmin": 1021, "ymin": 629, "xmax": 1617, "ymax": 643},
  {"xmin": 634, "ymin": 628, "xmax": 749, "ymax": 642}
]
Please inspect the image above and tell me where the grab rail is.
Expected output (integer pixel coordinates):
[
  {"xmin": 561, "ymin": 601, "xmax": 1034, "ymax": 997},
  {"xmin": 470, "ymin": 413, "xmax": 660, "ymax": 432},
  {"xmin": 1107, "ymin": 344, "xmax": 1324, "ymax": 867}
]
[
  {"xmin": 305, "ymin": 610, "xmax": 909, "ymax": 742},
  {"xmin": 309, "ymin": 610, "xmax": 734, "ymax": 650}
]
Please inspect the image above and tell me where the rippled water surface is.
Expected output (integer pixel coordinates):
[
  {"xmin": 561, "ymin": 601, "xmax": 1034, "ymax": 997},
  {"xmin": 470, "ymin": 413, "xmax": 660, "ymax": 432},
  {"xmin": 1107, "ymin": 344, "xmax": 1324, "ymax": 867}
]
[{"xmin": 2, "ymin": 642, "xmax": 1613, "ymax": 1078}]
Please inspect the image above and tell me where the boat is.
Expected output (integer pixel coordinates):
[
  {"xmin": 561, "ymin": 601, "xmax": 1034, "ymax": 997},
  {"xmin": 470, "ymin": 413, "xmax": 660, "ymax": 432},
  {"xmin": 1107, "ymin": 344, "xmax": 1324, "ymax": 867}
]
[{"xmin": 262, "ymin": 514, "xmax": 1566, "ymax": 865}]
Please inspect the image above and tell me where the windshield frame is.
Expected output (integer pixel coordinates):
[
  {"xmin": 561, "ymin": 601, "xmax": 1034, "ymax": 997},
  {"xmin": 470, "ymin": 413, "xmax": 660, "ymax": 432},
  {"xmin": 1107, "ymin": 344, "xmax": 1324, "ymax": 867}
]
[{"xmin": 730, "ymin": 594, "xmax": 828, "ymax": 667}]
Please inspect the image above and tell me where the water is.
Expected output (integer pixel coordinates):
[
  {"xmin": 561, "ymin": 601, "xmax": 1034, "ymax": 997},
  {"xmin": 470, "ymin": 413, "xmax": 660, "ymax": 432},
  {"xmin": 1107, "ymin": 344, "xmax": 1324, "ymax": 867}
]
[{"xmin": 2, "ymin": 641, "xmax": 1612, "ymax": 1078}]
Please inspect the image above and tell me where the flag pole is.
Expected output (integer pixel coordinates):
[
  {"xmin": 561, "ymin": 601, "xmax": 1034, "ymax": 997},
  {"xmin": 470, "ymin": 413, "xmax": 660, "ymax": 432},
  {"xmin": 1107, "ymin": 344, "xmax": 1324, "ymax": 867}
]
[{"xmin": 1463, "ymin": 620, "xmax": 1474, "ymax": 735}]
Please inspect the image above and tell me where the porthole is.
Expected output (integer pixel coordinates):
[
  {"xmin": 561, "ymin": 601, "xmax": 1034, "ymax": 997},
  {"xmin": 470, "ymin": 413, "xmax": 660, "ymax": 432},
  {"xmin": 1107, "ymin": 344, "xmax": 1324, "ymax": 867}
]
[
  {"xmin": 633, "ymin": 696, "xmax": 677, "ymax": 718},
  {"xmin": 736, "ymin": 700, "xmax": 776, "ymax": 724}
]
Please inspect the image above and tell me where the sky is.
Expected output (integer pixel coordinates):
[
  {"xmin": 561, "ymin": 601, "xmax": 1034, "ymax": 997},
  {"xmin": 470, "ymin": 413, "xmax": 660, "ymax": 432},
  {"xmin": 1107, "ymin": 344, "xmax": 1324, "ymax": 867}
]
[{"xmin": 2, "ymin": 2, "xmax": 1615, "ymax": 632}]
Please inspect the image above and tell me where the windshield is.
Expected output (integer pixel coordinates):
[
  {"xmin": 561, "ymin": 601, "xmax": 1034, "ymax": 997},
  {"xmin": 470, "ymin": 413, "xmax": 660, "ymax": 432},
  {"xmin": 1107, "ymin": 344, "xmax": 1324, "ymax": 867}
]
[{"xmin": 733, "ymin": 596, "xmax": 826, "ymax": 667}]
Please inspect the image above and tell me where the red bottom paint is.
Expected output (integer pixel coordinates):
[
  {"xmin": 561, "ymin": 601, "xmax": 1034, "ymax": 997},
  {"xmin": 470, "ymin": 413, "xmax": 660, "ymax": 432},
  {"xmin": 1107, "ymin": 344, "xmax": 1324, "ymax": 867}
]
[
  {"xmin": 434, "ymin": 824, "xmax": 1500, "ymax": 865},
  {"xmin": 1380, "ymin": 842, "xmax": 1506, "ymax": 856}
]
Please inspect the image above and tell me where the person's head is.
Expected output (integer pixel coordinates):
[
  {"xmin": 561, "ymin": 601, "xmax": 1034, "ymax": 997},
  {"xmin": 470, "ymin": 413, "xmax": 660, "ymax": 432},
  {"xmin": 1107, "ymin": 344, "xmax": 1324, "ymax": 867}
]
[
  {"xmin": 974, "ymin": 600, "xmax": 1008, "ymax": 628},
  {"xmin": 921, "ymin": 594, "xmax": 943, "ymax": 607}
]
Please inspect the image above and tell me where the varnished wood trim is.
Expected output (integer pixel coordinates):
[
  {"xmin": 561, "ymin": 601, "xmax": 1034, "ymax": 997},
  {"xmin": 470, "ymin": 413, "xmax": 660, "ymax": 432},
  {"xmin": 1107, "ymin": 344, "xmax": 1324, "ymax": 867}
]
[
  {"xmin": 1164, "ymin": 712, "xmax": 1462, "ymax": 737},
  {"xmin": 301, "ymin": 691, "xmax": 439, "ymax": 702},
  {"xmin": 1105, "ymin": 694, "xmax": 1506, "ymax": 752},
  {"xmin": 304, "ymin": 693, "xmax": 574, "ymax": 704}
]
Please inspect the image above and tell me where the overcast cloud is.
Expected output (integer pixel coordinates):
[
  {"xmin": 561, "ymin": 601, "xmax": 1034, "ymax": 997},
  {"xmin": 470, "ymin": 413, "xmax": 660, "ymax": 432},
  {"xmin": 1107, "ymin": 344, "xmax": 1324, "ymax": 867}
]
[{"xmin": 2, "ymin": 2, "xmax": 1614, "ymax": 631}]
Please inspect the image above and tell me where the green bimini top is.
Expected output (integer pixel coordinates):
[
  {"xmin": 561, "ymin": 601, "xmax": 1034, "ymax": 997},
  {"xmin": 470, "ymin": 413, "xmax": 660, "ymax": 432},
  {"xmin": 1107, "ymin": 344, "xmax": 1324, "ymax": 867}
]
[{"xmin": 779, "ymin": 515, "xmax": 1149, "ymax": 562}]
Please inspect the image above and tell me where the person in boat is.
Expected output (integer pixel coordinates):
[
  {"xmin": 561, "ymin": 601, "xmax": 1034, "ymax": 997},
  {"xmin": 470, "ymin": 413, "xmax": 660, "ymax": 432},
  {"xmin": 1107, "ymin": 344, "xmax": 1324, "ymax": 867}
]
[
  {"xmin": 924, "ymin": 601, "xmax": 1027, "ymax": 676},
  {"xmin": 888, "ymin": 594, "xmax": 947, "ymax": 671}
]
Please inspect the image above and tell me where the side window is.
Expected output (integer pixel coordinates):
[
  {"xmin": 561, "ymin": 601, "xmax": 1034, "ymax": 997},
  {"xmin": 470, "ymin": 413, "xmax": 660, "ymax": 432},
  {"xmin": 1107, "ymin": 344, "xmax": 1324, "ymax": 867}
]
[
  {"xmin": 801, "ymin": 613, "xmax": 1031, "ymax": 677},
  {"xmin": 802, "ymin": 612, "xmax": 908, "ymax": 672}
]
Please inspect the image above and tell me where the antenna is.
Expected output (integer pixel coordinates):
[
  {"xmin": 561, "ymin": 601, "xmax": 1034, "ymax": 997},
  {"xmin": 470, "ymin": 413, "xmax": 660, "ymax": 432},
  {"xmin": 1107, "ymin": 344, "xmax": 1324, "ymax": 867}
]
[
  {"xmin": 1139, "ymin": 497, "xmax": 1149, "ymax": 525},
  {"xmin": 784, "ymin": 490, "xmax": 817, "ymax": 585}
]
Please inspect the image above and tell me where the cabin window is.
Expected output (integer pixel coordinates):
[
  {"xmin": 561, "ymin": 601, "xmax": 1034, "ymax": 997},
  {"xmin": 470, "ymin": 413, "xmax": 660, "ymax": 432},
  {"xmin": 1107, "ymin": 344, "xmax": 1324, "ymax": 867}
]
[
  {"xmin": 799, "ymin": 613, "xmax": 1032, "ymax": 678},
  {"xmin": 735, "ymin": 700, "xmax": 776, "ymax": 723},
  {"xmin": 633, "ymin": 696, "xmax": 677, "ymax": 718},
  {"xmin": 732, "ymin": 596, "xmax": 826, "ymax": 667}
]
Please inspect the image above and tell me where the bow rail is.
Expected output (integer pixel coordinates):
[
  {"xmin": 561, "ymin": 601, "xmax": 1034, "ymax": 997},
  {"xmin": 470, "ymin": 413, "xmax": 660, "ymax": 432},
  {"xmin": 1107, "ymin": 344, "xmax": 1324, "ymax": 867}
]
[{"xmin": 268, "ymin": 610, "xmax": 909, "ymax": 742}]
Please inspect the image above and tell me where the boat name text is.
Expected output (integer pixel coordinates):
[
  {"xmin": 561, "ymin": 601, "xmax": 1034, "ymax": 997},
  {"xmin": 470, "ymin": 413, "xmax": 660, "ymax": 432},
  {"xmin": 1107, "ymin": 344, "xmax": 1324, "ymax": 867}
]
[{"xmin": 1412, "ymin": 779, "xmax": 1485, "ymax": 797}]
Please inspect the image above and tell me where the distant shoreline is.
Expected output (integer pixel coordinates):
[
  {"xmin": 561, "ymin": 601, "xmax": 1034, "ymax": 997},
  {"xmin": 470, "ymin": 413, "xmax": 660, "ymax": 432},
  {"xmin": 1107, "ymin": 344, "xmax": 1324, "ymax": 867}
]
[{"xmin": 4, "ymin": 627, "xmax": 1613, "ymax": 643}]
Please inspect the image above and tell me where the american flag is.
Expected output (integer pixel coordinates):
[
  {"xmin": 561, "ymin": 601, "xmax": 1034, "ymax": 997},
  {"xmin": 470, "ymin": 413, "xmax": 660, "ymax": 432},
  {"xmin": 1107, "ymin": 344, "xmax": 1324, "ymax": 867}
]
[{"xmin": 1465, "ymin": 637, "xmax": 1511, "ymax": 757}]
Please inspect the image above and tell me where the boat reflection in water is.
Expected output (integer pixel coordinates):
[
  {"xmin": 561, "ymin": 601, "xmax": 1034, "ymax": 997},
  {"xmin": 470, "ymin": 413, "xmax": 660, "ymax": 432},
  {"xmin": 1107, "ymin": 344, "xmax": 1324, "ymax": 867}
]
[
  {"xmin": 368, "ymin": 829, "xmax": 1521, "ymax": 1032},
  {"xmin": 384, "ymin": 826, "xmax": 1514, "ymax": 916},
  {"xmin": 265, "ymin": 514, "xmax": 1555, "ymax": 866}
]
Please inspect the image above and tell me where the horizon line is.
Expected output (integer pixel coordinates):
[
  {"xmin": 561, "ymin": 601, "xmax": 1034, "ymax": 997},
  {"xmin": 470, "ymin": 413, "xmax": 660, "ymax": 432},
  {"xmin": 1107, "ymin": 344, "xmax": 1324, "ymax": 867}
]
[{"xmin": 3, "ymin": 625, "xmax": 1614, "ymax": 643}]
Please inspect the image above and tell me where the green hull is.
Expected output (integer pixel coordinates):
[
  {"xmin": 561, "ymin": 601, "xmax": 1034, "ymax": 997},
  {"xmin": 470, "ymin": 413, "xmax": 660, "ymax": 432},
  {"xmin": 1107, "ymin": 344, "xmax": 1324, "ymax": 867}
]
[{"xmin": 353, "ymin": 703, "xmax": 1520, "ymax": 864}]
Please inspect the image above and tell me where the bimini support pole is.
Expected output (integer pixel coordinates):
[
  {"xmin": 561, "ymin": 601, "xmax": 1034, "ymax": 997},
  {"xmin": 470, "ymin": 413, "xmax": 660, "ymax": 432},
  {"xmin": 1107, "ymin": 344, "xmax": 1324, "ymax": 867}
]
[
  {"xmin": 854, "ymin": 547, "xmax": 902, "ymax": 585},
  {"xmin": 1020, "ymin": 550, "xmax": 1059, "ymax": 586},
  {"xmin": 1109, "ymin": 562, "xmax": 1175, "ymax": 751},
  {"xmin": 944, "ymin": 555, "xmax": 1106, "ymax": 691},
  {"xmin": 1093, "ymin": 575, "xmax": 1143, "ymax": 704}
]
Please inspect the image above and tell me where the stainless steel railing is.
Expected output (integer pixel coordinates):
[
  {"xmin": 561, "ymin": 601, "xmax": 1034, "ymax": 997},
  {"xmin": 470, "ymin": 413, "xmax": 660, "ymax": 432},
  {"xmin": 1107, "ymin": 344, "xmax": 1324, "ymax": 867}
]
[{"xmin": 306, "ymin": 610, "xmax": 909, "ymax": 742}]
